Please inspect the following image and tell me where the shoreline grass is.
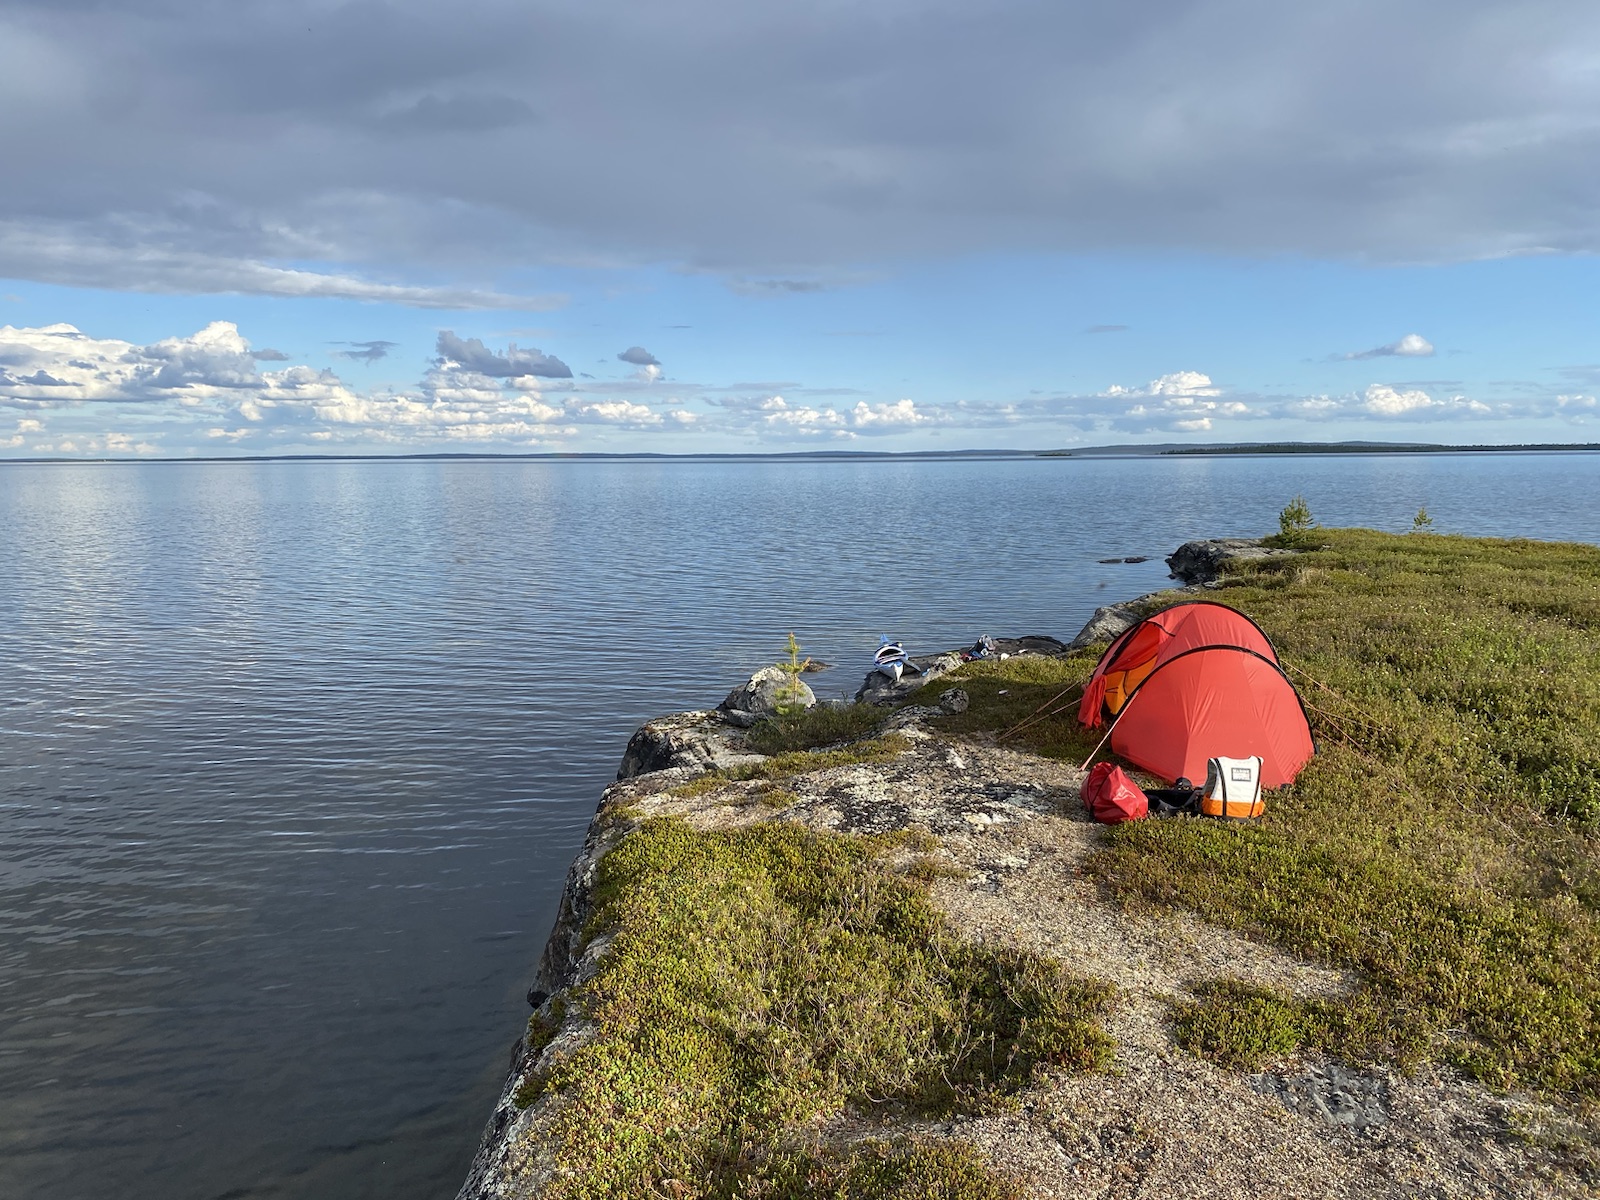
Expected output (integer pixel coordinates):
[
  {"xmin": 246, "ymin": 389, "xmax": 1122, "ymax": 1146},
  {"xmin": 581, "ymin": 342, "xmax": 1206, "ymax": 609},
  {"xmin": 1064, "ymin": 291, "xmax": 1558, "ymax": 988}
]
[{"xmin": 744, "ymin": 702, "xmax": 888, "ymax": 756}]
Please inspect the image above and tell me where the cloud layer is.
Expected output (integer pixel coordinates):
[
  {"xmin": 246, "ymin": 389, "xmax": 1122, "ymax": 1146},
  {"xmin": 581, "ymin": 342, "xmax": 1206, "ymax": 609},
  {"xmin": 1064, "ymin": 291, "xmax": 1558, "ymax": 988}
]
[
  {"xmin": 4, "ymin": 1, "xmax": 1600, "ymax": 299},
  {"xmin": 3, "ymin": 320, "xmax": 1594, "ymax": 457}
]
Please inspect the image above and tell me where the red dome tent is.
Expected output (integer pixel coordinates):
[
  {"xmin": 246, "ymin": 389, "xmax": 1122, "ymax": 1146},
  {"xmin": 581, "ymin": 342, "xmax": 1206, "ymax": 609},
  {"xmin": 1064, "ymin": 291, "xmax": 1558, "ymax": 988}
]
[{"xmin": 1078, "ymin": 600, "xmax": 1315, "ymax": 789}]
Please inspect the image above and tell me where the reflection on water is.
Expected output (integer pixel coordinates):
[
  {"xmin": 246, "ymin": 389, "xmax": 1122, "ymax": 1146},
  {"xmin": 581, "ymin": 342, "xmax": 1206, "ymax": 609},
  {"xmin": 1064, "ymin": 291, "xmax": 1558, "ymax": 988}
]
[{"xmin": 1, "ymin": 453, "xmax": 1595, "ymax": 1200}]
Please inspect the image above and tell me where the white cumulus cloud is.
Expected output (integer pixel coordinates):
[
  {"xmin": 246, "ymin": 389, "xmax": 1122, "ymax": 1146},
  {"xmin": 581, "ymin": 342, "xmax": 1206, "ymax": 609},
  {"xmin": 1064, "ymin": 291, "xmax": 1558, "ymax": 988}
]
[
  {"xmin": 1096, "ymin": 371, "xmax": 1249, "ymax": 432},
  {"xmin": 1343, "ymin": 334, "xmax": 1436, "ymax": 360},
  {"xmin": 0, "ymin": 320, "xmax": 588, "ymax": 451},
  {"xmin": 1361, "ymin": 383, "xmax": 1488, "ymax": 417}
]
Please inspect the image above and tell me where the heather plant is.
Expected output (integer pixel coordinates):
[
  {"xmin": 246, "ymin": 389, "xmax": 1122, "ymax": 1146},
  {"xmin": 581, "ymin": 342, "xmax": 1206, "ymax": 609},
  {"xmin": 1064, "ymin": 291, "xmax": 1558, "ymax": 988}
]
[
  {"xmin": 527, "ymin": 819, "xmax": 1112, "ymax": 1197},
  {"xmin": 744, "ymin": 702, "xmax": 885, "ymax": 756}
]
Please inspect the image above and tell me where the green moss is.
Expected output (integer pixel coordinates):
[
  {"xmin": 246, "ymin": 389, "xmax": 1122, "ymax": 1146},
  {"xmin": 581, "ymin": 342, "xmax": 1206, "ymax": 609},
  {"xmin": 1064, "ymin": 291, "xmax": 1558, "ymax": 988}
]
[
  {"xmin": 1170, "ymin": 979, "xmax": 1427, "ymax": 1073},
  {"xmin": 669, "ymin": 774, "xmax": 732, "ymax": 799},
  {"xmin": 1171, "ymin": 980, "xmax": 1305, "ymax": 1070},
  {"xmin": 540, "ymin": 818, "xmax": 1113, "ymax": 1198},
  {"xmin": 1062, "ymin": 529, "xmax": 1600, "ymax": 1097},
  {"xmin": 738, "ymin": 733, "xmax": 914, "ymax": 780},
  {"xmin": 722, "ymin": 1137, "xmax": 1026, "ymax": 1199},
  {"xmin": 752, "ymin": 785, "xmax": 801, "ymax": 809},
  {"xmin": 747, "ymin": 704, "xmax": 888, "ymax": 755},
  {"xmin": 902, "ymin": 855, "xmax": 968, "ymax": 884},
  {"xmin": 513, "ymin": 997, "xmax": 569, "ymax": 1109}
]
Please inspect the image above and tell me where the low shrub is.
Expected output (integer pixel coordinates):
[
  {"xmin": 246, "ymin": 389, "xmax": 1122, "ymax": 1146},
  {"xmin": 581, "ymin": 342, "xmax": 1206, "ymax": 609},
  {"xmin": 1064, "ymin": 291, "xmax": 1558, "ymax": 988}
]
[
  {"xmin": 721, "ymin": 1137, "xmax": 1026, "ymax": 1200},
  {"xmin": 746, "ymin": 703, "xmax": 887, "ymax": 755},
  {"xmin": 537, "ymin": 818, "xmax": 1114, "ymax": 1197}
]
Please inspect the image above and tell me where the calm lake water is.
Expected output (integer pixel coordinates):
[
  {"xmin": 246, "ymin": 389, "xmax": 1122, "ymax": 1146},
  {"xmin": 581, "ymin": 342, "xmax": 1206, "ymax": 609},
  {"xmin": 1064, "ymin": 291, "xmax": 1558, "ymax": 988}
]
[{"xmin": 2, "ymin": 452, "xmax": 1597, "ymax": 1200}]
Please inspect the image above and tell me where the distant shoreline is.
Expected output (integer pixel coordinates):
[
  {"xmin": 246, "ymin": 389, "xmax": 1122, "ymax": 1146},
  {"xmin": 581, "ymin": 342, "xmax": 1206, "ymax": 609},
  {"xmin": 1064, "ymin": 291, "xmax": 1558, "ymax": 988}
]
[{"xmin": 3, "ymin": 440, "xmax": 1599, "ymax": 466}]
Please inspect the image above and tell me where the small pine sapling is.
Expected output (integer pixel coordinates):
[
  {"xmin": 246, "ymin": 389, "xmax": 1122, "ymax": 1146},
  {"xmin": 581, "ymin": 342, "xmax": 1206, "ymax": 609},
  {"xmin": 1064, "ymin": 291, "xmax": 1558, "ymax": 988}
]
[
  {"xmin": 1278, "ymin": 494, "xmax": 1316, "ymax": 544},
  {"xmin": 1411, "ymin": 506, "xmax": 1434, "ymax": 532},
  {"xmin": 776, "ymin": 631, "xmax": 808, "ymax": 716}
]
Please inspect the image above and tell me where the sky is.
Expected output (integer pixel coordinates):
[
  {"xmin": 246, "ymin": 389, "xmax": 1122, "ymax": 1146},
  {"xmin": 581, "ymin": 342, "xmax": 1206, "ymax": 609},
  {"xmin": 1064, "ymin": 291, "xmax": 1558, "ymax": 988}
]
[{"xmin": 3, "ymin": 0, "xmax": 1600, "ymax": 457}]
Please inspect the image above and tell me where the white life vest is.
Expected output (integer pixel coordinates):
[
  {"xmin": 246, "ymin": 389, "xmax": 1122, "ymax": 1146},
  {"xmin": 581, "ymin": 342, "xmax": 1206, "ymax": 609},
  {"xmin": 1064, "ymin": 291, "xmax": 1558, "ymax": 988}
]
[{"xmin": 1201, "ymin": 756, "xmax": 1265, "ymax": 820}]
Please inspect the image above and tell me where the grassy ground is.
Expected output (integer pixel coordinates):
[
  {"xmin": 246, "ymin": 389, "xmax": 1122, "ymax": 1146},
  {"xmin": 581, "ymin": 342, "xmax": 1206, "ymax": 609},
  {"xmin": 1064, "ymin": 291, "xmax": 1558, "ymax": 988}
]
[
  {"xmin": 527, "ymin": 818, "xmax": 1113, "ymax": 1199},
  {"xmin": 746, "ymin": 704, "xmax": 889, "ymax": 755},
  {"xmin": 940, "ymin": 528, "xmax": 1600, "ymax": 1098}
]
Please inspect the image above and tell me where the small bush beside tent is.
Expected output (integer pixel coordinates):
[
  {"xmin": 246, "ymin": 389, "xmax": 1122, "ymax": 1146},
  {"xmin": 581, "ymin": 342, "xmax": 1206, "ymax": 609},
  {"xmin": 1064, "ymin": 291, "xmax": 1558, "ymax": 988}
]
[{"xmin": 1078, "ymin": 600, "xmax": 1315, "ymax": 790}]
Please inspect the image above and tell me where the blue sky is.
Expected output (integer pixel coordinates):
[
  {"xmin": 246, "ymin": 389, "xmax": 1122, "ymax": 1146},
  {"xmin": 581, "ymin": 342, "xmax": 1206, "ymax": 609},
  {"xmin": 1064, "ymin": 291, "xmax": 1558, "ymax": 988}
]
[{"xmin": 3, "ymin": 1, "xmax": 1599, "ymax": 456}]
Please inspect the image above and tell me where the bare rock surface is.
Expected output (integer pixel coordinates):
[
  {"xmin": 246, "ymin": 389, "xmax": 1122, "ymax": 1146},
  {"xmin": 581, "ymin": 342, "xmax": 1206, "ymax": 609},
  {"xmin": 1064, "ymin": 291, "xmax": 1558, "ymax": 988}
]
[
  {"xmin": 854, "ymin": 651, "xmax": 964, "ymax": 705},
  {"xmin": 463, "ymin": 709, "xmax": 1592, "ymax": 1200},
  {"xmin": 613, "ymin": 709, "xmax": 765, "ymax": 780}
]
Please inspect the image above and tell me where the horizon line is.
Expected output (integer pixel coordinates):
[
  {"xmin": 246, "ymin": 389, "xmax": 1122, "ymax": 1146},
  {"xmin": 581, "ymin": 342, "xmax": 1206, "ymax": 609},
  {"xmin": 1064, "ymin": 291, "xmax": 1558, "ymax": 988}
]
[{"xmin": 4, "ymin": 439, "xmax": 1600, "ymax": 466}]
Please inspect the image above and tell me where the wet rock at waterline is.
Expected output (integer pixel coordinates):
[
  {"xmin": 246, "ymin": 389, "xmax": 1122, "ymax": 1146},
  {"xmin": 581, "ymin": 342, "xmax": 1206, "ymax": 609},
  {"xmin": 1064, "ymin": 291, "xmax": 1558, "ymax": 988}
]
[{"xmin": 1166, "ymin": 537, "xmax": 1298, "ymax": 586}]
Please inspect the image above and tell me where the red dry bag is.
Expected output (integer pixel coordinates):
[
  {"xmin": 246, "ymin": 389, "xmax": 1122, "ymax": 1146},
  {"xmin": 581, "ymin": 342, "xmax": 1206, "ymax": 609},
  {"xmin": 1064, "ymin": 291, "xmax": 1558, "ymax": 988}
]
[{"xmin": 1081, "ymin": 762, "xmax": 1148, "ymax": 824}]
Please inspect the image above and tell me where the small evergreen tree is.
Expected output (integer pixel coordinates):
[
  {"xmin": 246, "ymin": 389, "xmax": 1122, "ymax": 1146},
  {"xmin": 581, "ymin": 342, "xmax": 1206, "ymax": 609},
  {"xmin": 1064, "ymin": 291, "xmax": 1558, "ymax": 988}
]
[
  {"xmin": 1278, "ymin": 495, "xmax": 1316, "ymax": 542},
  {"xmin": 1412, "ymin": 506, "xmax": 1434, "ymax": 532},
  {"xmin": 776, "ymin": 631, "xmax": 808, "ymax": 716}
]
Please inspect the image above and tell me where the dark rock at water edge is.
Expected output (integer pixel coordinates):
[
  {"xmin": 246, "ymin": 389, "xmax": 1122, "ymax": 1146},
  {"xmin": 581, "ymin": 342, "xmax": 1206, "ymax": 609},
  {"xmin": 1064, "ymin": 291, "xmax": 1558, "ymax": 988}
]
[
  {"xmin": 1070, "ymin": 539, "xmax": 1302, "ymax": 649},
  {"xmin": 855, "ymin": 653, "xmax": 963, "ymax": 706},
  {"xmin": 717, "ymin": 665, "xmax": 816, "ymax": 729},
  {"xmin": 1069, "ymin": 597, "xmax": 1159, "ymax": 649},
  {"xmin": 991, "ymin": 635, "xmax": 1070, "ymax": 657},
  {"xmin": 1166, "ymin": 537, "xmax": 1298, "ymax": 586}
]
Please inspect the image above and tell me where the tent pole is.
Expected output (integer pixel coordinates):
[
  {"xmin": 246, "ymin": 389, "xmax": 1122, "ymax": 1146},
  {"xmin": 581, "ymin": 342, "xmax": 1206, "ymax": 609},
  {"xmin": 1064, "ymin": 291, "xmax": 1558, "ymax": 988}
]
[
  {"xmin": 1079, "ymin": 690, "xmax": 1136, "ymax": 771},
  {"xmin": 997, "ymin": 681, "xmax": 1085, "ymax": 741}
]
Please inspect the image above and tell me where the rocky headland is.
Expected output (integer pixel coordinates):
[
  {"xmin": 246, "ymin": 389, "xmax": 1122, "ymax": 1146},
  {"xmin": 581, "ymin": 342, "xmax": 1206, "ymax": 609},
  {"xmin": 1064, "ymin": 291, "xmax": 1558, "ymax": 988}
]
[{"xmin": 456, "ymin": 537, "xmax": 1597, "ymax": 1200}]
